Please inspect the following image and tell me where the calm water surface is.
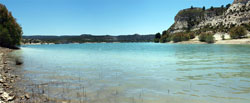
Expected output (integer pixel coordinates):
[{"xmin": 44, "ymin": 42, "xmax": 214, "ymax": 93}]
[{"xmin": 13, "ymin": 43, "xmax": 250, "ymax": 103}]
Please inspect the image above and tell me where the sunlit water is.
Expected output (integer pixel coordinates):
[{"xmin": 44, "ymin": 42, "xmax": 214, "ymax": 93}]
[{"xmin": 13, "ymin": 43, "xmax": 250, "ymax": 103}]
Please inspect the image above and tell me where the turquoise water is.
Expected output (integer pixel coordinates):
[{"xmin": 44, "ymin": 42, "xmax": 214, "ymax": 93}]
[{"xmin": 14, "ymin": 43, "xmax": 250, "ymax": 103}]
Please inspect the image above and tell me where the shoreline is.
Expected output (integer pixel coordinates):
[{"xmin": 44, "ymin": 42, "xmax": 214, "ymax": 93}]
[
  {"xmin": 0, "ymin": 47, "xmax": 49, "ymax": 102},
  {"xmin": 174, "ymin": 34, "xmax": 250, "ymax": 44}
]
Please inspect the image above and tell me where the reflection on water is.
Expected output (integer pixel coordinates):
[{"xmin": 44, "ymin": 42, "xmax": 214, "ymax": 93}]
[{"xmin": 13, "ymin": 43, "xmax": 250, "ymax": 103}]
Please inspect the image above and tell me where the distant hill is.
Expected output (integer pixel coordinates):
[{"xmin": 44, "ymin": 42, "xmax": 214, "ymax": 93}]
[{"xmin": 22, "ymin": 34, "xmax": 155, "ymax": 44}]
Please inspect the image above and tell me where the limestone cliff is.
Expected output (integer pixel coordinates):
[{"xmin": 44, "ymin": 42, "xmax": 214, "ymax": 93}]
[{"xmin": 167, "ymin": 0, "xmax": 250, "ymax": 34}]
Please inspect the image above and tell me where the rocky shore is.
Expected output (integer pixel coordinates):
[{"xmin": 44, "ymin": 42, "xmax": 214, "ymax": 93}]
[{"xmin": 0, "ymin": 47, "xmax": 50, "ymax": 103}]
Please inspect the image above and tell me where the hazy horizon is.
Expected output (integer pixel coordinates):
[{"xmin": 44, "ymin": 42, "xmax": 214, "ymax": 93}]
[{"xmin": 1, "ymin": 0, "xmax": 232, "ymax": 36}]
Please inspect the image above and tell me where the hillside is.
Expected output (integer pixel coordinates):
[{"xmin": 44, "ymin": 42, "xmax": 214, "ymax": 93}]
[
  {"xmin": 170, "ymin": 0, "xmax": 250, "ymax": 33},
  {"xmin": 157, "ymin": 0, "xmax": 250, "ymax": 43}
]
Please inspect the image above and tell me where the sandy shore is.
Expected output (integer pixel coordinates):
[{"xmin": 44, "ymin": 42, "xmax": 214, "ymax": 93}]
[
  {"xmin": 176, "ymin": 38, "xmax": 250, "ymax": 44},
  {"xmin": 175, "ymin": 33, "xmax": 250, "ymax": 44},
  {"xmin": 0, "ymin": 47, "xmax": 50, "ymax": 103},
  {"xmin": 214, "ymin": 38, "xmax": 250, "ymax": 44}
]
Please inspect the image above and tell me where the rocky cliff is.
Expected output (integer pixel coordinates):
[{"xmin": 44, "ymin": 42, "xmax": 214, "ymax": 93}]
[{"xmin": 167, "ymin": 0, "xmax": 250, "ymax": 34}]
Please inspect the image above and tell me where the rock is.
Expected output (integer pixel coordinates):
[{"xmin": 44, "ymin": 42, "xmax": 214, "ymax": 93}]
[
  {"xmin": 167, "ymin": 0, "xmax": 250, "ymax": 34},
  {"xmin": 233, "ymin": 0, "xmax": 249, "ymax": 4},
  {"xmin": 25, "ymin": 94, "xmax": 30, "ymax": 99},
  {"xmin": 0, "ymin": 92, "xmax": 15, "ymax": 101},
  {"xmin": 10, "ymin": 79, "xmax": 14, "ymax": 83},
  {"xmin": 0, "ymin": 79, "xmax": 4, "ymax": 83},
  {"xmin": 3, "ymin": 83, "xmax": 8, "ymax": 87}
]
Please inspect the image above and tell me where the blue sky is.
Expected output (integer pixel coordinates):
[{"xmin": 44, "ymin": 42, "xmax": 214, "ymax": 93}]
[{"xmin": 0, "ymin": 0, "xmax": 233, "ymax": 36}]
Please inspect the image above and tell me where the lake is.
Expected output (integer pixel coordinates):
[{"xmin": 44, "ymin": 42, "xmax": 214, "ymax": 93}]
[{"xmin": 13, "ymin": 43, "xmax": 250, "ymax": 103}]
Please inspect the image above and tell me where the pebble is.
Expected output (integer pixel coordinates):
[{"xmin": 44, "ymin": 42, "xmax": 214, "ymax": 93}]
[
  {"xmin": 0, "ymin": 92, "xmax": 15, "ymax": 101},
  {"xmin": 25, "ymin": 94, "xmax": 30, "ymax": 99},
  {"xmin": 0, "ymin": 79, "xmax": 4, "ymax": 83}
]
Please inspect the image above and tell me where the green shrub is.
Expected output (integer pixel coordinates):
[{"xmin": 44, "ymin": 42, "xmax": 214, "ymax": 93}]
[
  {"xmin": 199, "ymin": 32, "xmax": 215, "ymax": 43},
  {"xmin": 229, "ymin": 26, "xmax": 247, "ymax": 39},
  {"xmin": 205, "ymin": 34, "xmax": 215, "ymax": 43},
  {"xmin": 159, "ymin": 30, "xmax": 171, "ymax": 43},
  {"xmin": 172, "ymin": 32, "xmax": 190, "ymax": 42},
  {"xmin": 242, "ymin": 23, "xmax": 250, "ymax": 31},
  {"xmin": 160, "ymin": 35, "xmax": 171, "ymax": 43},
  {"xmin": 221, "ymin": 34, "xmax": 225, "ymax": 40},
  {"xmin": 198, "ymin": 32, "xmax": 207, "ymax": 42},
  {"xmin": 188, "ymin": 33, "xmax": 195, "ymax": 39}
]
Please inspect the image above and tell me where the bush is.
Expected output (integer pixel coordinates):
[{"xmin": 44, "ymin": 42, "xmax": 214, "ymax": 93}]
[
  {"xmin": 188, "ymin": 33, "xmax": 195, "ymax": 39},
  {"xmin": 221, "ymin": 34, "xmax": 225, "ymax": 40},
  {"xmin": 205, "ymin": 34, "xmax": 215, "ymax": 43},
  {"xmin": 198, "ymin": 33, "xmax": 207, "ymax": 42},
  {"xmin": 172, "ymin": 32, "xmax": 190, "ymax": 42},
  {"xmin": 199, "ymin": 32, "xmax": 215, "ymax": 43},
  {"xmin": 229, "ymin": 26, "xmax": 247, "ymax": 39},
  {"xmin": 0, "ymin": 4, "xmax": 23, "ymax": 48},
  {"xmin": 160, "ymin": 35, "xmax": 171, "ymax": 43},
  {"xmin": 242, "ymin": 23, "xmax": 250, "ymax": 31}
]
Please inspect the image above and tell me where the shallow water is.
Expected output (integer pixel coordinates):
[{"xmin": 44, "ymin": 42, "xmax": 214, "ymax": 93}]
[{"xmin": 13, "ymin": 43, "xmax": 250, "ymax": 103}]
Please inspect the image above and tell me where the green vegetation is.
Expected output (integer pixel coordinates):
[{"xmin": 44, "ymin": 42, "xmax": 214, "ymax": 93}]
[
  {"xmin": 199, "ymin": 32, "xmax": 215, "ymax": 43},
  {"xmin": 221, "ymin": 34, "xmax": 225, "ymax": 40},
  {"xmin": 242, "ymin": 23, "xmax": 250, "ymax": 31},
  {"xmin": 226, "ymin": 4, "xmax": 231, "ymax": 9},
  {"xmin": 23, "ymin": 34, "xmax": 155, "ymax": 44},
  {"xmin": 202, "ymin": 6, "xmax": 206, "ymax": 11},
  {"xmin": 172, "ymin": 32, "xmax": 193, "ymax": 43},
  {"xmin": 154, "ymin": 33, "xmax": 161, "ymax": 43},
  {"xmin": 157, "ymin": 30, "xmax": 196, "ymax": 43},
  {"xmin": 172, "ymin": 33, "xmax": 186, "ymax": 42},
  {"xmin": 0, "ymin": 4, "xmax": 22, "ymax": 48},
  {"xmin": 159, "ymin": 30, "xmax": 171, "ymax": 43},
  {"xmin": 229, "ymin": 26, "xmax": 247, "ymax": 39}
]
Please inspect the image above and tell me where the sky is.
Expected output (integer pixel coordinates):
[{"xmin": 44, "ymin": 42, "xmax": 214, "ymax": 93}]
[{"xmin": 0, "ymin": 0, "xmax": 233, "ymax": 36}]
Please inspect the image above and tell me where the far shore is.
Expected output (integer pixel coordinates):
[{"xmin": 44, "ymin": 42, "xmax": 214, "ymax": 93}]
[
  {"xmin": 22, "ymin": 38, "xmax": 250, "ymax": 45},
  {"xmin": 0, "ymin": 47, "xmax": 53, "ymax": 102}
]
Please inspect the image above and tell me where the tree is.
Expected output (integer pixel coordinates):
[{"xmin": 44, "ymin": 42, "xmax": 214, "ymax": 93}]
[
  {"xmin": 226, "ymin": 4, "xmax": 231, "ymax": 9},
  {"xmin": 191, "ymin": 6, "xmax": 194, "ymax": 9},
  {"xmin": 202, "ymin": 6, "xmax": 206, "ymax": 11},
  {"xmin": 0, "ymin": 4, "xmax": 23, "ymax": 48},
  {"xmin": 221, "ymin": 5, "xmax": 224, "ymax": 9},
  {"xmin": 154, "ymin": 32, "xmax": 161, "ymax": 43},
  {"xmin": 210, "ymin": 6, "xmax": 214, "ymax": 11},
  {"xmin": 229, "ymin": 26, "xmax": 247, "ymax": 39}
]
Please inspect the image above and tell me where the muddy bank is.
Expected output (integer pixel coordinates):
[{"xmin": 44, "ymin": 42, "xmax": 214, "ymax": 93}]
[{"xmin": 0, "ymin": 47, "xmax": 50, "ymax": 103}]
